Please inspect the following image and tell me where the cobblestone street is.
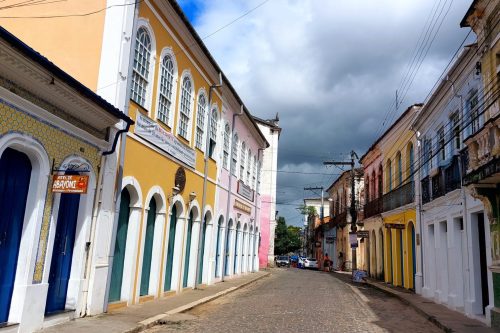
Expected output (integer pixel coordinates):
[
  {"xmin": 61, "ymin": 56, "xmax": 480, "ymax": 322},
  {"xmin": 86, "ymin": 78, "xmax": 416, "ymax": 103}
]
[{"xmin": 144, "ymin": 268, "xmax": 442, "ymax": 333}]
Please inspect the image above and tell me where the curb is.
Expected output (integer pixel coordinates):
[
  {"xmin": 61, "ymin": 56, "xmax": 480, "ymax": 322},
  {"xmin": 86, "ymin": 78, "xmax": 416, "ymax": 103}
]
[
  {"xmin": 364, "ymin": 280, "xmax": 452, "ymax": 333},
  {"xmin": 123, "ymin": 272, "xmax": 271, "ymax": 333}
]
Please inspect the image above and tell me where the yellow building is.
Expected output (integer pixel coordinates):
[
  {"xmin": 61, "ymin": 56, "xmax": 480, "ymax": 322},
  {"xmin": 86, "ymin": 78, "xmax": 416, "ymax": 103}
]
[
  {"xmin": 0, "ymin": 0, "xmax": 267, "ymax": 318},
  {"xmin": 379, "ymin": 104, "xmax": 421, "ymax": 289}
]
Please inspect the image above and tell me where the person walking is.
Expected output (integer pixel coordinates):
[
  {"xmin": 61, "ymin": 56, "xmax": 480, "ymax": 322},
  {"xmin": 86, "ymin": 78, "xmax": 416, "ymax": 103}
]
[{"xmin": 324, "ymin": 253, "xmax": 331, "ymax": 272}]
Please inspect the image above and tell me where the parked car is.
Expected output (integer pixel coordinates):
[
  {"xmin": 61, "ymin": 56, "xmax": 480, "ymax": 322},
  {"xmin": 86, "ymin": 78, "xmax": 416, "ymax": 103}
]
[
  {"xmin": 304, "ymin": 258, "xmax": 318, "ymax": 269},
  {"xmin": 276, "ymin": 255, "xmax": 290, "ymax": 267}
]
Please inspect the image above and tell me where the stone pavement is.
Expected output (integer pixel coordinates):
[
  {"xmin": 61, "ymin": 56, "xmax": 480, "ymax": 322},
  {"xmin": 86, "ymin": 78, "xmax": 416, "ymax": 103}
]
[
  {"xmin": 38, "ymin": 271, "xmax": 269, "ymax": 333},
  {"xmin": 333, "ymin": 271, "xmax": 496, "ymax": 333}
]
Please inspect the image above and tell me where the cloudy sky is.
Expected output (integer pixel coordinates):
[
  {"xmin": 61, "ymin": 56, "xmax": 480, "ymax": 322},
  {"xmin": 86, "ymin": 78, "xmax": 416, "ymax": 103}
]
[{"xmin": 178, "ymin": 0, "xmax": 474, "ymax": 227}]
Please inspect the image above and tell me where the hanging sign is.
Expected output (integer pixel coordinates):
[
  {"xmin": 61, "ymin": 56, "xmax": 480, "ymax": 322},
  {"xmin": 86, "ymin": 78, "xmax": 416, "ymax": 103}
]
[
  {"xmin": 52, "ymin": 175, "xmax": 89, "ymax": 194},
  {"xmin": 349, "ymin": 232, "xmax": 358, "ymax": 248},
  {"xmin": 357, "ymin": 230, "xmax": 370, "ymax": 238},
  {"xmin": 385, "ymin": 223, "xmax": 405, "ymax": 229},
  {"xmin": 135, "ymin": 112, "xmax": 196, "ymax": 168}
]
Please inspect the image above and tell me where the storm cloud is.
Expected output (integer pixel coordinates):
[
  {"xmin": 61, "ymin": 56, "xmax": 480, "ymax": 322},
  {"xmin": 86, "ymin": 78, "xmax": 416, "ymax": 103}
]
[{"xmin": 182, "ymin": 0, "xmax": 474, "ymax": 226}]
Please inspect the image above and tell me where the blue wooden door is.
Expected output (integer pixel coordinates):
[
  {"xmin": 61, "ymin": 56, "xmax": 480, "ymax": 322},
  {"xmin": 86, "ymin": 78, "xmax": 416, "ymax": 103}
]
[
  {"xmin": 183, "ymin": 212, "xmax": 193, "ymax": 288},
  {"xmin": 224, "ymin": 224, "xmax": 231, "ymax": 276},
  {"xmin": 233, "ymin": 230, "xmax": 240, "ymax": 274},
  {"xmin": 109, "ymin": 189, "xmax": 130, "ymax": 302},
  {"xmin": 140, "ymin": 198, "xmax": 156, "ymax": 296},
  {"xmin": 215, "ymin": 220, "xmax": 222, "ymax": 277},
  {"xmin": 197, "ymin": 217, "xmax": 207, "ymax": 284},
  {"xmin": 164, "ymin": 205, "xmax": 177, "ymax": 291},
  {"xmin": 45, "ymin": 186, "xmax": 80, "ymax": 315},
  {"xmin": 0, "ymin": 148, "xmax": 31, "ymax": 323}
]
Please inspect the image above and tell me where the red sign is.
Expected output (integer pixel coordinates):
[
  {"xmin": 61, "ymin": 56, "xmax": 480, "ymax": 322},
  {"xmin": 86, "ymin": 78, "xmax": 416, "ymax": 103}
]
[{"xmin": 52, "ymin": 175, "xmax": 89, "ymax": 194}]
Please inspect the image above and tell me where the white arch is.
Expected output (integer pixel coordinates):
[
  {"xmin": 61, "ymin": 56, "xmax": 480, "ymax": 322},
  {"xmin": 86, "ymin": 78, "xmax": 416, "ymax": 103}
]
[
  {"xmin": 43, "ymin": 154, "xmax": 97, "ymax": 315},
  {"xmin": 184, "ymin": 199, "xmax": 201, "ymax": 288},
  {"xmin": 155, "ymin": 46, "xmax": 178, "ymax": 129},
  {"xmin": 167, "ymin": 194, "xmax": 188, "ymax": 292},
  {"xmin": 0, "ymin": 133, "xmax": 50, "ymax": 323},
  {"xmin": 113, "ymin": 176, "xmax": 143, "ymax": 304},
  {"xmin": 136, "ymin": 186, "xmax": 167, "ymax": 300},
  {"xmin": 135, "ymin": 17, "xmax": 157, "ymax": 112}
]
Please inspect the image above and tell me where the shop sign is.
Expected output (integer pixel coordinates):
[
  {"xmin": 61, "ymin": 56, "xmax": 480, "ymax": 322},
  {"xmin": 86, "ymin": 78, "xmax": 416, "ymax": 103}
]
[
  {"xmin": 385, "ymin": 223, "xmax": 405, "ymax": 229},
  {"xmin": 349, "ymin": 232, "xmax": 358, "ymax": 248},
  {"xmin": 325, "ymin": 236, "xmax": 336, "ymax": 243},
  {"xmin": 135, "ymin": 112, "xmax": 196, "ymax": 168},
  {"xmin": 234, "ymin": 200, "xmax": 252, "ymax": 214},
  {"xmin": 52, "ymin": 175, "xmax": 89, "ymax": 194},
  {"xmin": 357, "ymin": 230, "xmax": 370, "ymax": 238},
  {"xmin": 237, "ymin": 180, "xmax": 254, "ymax": 201}
]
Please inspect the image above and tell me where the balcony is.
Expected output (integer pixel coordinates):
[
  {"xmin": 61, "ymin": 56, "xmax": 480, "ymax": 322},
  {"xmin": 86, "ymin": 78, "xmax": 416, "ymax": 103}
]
[
  {"xmin": 444, "ymin": 156, "xmax": 461, "ymax": 193},
  {"xmin": 421, "ymin": 176, "xmax": 430, "ymax": 204},
  {"xmin": 382, "ymin": 181, "xmax": 415, "ymax": 212},
  {"xmin": 330, "ymin": 210, "xmax": 348, "ymax": 228},
  {"xmin": 431, "ymin": 172, "xmax": 444, "ymax": 199},
  {"xmin": 364, "ymin": 197, "xmax": 382, "ymax": 219}
]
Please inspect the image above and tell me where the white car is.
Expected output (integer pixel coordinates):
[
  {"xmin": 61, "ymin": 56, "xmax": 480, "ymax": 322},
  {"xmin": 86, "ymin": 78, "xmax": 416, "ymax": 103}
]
[{"xmin": 304, "ymin": 258, "xmax": 318, "ymax": 269}]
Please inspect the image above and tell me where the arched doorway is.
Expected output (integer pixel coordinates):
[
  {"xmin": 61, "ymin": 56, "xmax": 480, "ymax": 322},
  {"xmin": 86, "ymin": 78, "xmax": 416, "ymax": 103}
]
[
  {"xmin": 45, "ymin": 170, "xmax": 82, "ymax": 314},
  {"xmin": 215, "ymin": 217, "xmax": 223, "ymax": 278},
  {"xmin": 242, "ymin": 224, "xmax": 248, "ymax": 273},
  {"xmin": 399, "ymin": 229, "xmax": 404, "ymax": 287},
  {"xmin": 183, "ymin": 211, "xmax": 194, "ymax": 288},
  {"xmin": 140, "ymin": 197, "xmax": 156, "ymax": 296},
  {"xmin": 0, "ymin": 148, "xmax": 32, "ymax": 323},
  {"xmin": 234, "ymin": 222, "xmax": 241, "ymax": 274},
  {"xmin": 224, "ymin": 219, "xmax": 233, "ymax": 276},
  {"xmin": 164, "ymin": 205, "xmax": 177, "ymax": 291},
  {"xmin": 379, "ymin": 228, "xmax": 384, "ymax": 280},
  {"xmin": 410, "ymin": 222, "xmax": 416, "ymax": 290},
  {"xmin": 371, "ymin": 230, "xmax": 377, "ymax": 278},
  {"xmin": 197, "ymin": 212, "xmax": 208, "ymax": 285},
  {"xmin": 109, "ymin": 189, "xmax": 131, "ymax": 302}
]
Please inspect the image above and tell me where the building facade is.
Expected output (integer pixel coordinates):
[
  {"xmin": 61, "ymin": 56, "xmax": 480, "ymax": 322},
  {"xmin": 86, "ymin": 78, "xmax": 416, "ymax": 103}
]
[
  {"xmin": 377, "ymin": 104, "xmax": 421, "ymax": 290},
  {"xmin": 0, "ymin": 27, "xmax": 131, "ymax": 332},
  {"xmin": 253, "ymin": 115, "xmax": 281, "ymax": 268},
  {"xmin": 1, "ymin": 0, "xmax": 268, "ymax": 326},
  {"xmin": 461, "ymin": 0, "xmax": 500, "ymax": 327},
  {"xmin": 359, "ymin": 145, "xmax": 385, "ymax": 280},
  {"xmin": 413, "ymin": 43, "xmax": 491, "ymax": 321}
]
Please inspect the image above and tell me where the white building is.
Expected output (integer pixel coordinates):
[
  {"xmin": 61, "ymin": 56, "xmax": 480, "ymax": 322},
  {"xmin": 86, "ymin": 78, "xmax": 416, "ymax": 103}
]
[
  {"xmin": 253, "ymin": 115, "xmax": 281, "ymax": 268},
  {"xmin": 413, "ymin": 43, "xmax": 493, "ymax": 323}
]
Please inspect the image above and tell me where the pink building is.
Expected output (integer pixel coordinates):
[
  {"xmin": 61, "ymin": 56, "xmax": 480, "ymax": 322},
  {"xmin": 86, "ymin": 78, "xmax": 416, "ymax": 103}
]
[
  {"xmin": 211, "ymin": 101, "xmax": 268, "ymax": 282},
  {"xmin": 253, "ymin": 116, "xmax": 281, "ymax": 268}
]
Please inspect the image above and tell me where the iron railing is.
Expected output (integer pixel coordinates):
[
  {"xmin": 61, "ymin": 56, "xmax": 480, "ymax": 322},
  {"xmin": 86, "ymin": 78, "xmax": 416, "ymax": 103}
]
[
  {"xmin": 445, "ymin": 156, "xmax": 461, "ymax": 193},
  {"xmin": 421, "ymin": 176, "xmax": 430, "ymax": 204},
  {"xmin": 431, "ymin": 171, "xmax": 444, "ymax": 199},
  {"xmin": 363, "ymin": 197, "xmax": 383, "ymax": 219},
  {"xmin": 382, "ymin": 181, "xmax": 415, "ymax": 212}
]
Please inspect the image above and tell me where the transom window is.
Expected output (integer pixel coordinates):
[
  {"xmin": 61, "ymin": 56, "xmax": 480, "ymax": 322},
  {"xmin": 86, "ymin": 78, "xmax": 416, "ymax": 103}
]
[
  {"xmin": 231, "ymin": 134, "xmax": 238, "ymax": 176},
  {"xmin": 438, "ymin": 126, "xmax": 445, "ymax": 161},
  {"xmin": 178, "ymin": 76, "xmax": 193, "ymax": 139},
  {"xmin": 247, "ymin": 149, "xmax": 251, "ymax": 184},
  {"xmin": 195, "ymin": 93, "xmax": 207, "ymax": 149},
  {"xmin": 157, "ymin": 55, "xmax": 175, "ymax": 124},
  {"xmin": 131, "ymin": 27, "xmax": 152, "ymax": 107},
  {"xmin": 240, "ymin": 142, "xmax": 246, "ymax": 180},
  {"xmin": 209, "ymin": 108, "xmax": 218, "ymax": 158},
  {"xmin": 223, "ymin": 123, "xmax": 230, "ymax": 169}
]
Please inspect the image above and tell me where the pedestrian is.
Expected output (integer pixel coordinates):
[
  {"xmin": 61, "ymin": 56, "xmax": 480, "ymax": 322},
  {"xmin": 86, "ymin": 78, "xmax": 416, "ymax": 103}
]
[
  {"xmin": 338, "ymin": 251, "xmax": 344, "ymax": 271},
  {"xmin": 323, "ymin": 253, "xmax": 331, "ymax": 272}
]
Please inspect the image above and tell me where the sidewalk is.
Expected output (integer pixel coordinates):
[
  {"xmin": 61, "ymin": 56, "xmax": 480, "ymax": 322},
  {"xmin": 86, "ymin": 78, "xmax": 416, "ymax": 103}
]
[
  {"xmin": 331, "ymin": 271, "xmax": 495, "ymax": 333},
  {"xmin": 38, "ymin": 271, "xmax": 270, "ymax": 333}
]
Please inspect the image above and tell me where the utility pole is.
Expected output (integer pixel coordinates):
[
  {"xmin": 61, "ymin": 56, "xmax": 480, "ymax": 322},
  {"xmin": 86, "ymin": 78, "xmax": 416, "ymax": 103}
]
[
  {"xmin": 304, "ymin": 187, "xmax": 324, "ymax": 258},
  {"xmin": 324, "ymin": 150, "xmax": 359, "ymax": 272}
]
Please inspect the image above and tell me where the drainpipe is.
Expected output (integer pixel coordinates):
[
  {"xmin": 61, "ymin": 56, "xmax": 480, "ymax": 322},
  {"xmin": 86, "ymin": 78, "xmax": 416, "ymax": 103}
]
[
  {"xmin": 103, "ymin": 0, "xmax": 140, "ymax": 310},
  {"xmin": 221, "ymin": 105, "xmax": 244, "ymax": 282},
  {"xmin": 194, "ymin": 73, "xmax": 222, "ymax": 289}
]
